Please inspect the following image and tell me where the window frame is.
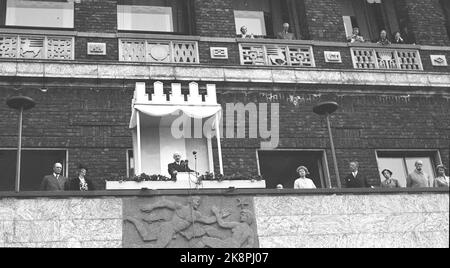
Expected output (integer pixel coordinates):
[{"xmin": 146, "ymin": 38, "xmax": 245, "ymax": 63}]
[
  {"xmin": 2, "ymin": 0, "xmax": 75, "ymax": 30},
  {"xmin": 116, "ymin": 0, "xmax": 196, "ymax": 35},
  {"xmin": 0, "ymin": 148, "xmax": 69, "ymax": 191},
  {"xmin": 256, "ymin": 148, "xmax": 331, "ymax": 189},
  {"xmin": 375, "ymin": 149, "xmax": 443, "ymax": 186},
  {"xmin": 126, "ymin": 149, "xmax": 134, "ymax": 178}
]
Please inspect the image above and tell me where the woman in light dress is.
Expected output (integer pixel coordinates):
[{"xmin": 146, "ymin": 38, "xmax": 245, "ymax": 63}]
[
  {"xmin": 294, "ymin": 166, "xmax": 316, "ymax": 189},
  {"xmin": 434, "ymin": 164, "xmax": 449, "ymax": 188}
]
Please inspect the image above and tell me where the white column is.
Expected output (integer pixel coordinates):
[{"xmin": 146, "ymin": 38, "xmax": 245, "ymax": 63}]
[
  {"xmin": 215, "ymin": 114, "xmax": 224, "ymax": 175},
  {"xmin": 207, "ymin": 134, "xmax": 214, "ymax": 174},
  {"xmin": 136, "ymin": 110, "xmax": 142, "ymax": 174}
]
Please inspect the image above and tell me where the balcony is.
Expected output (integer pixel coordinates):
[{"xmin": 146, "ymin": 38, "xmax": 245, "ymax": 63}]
[
  {"xmin": 0, "ymin": 34, "xmax": 74, "ymax": 60},
  {"xmin": 238, "ymin": 41, "xmax": 315, "ymax": 67},
  {"xmin": 1, "ymin": 29, "xmax": 449, "ymax": 89},
  {"xmin": 351, "ymin": 47, "xmax": 423, "ymax": 70},
  {"xmin": 119, "ymin": 38, "xmax": 199, "ymax": 64}
]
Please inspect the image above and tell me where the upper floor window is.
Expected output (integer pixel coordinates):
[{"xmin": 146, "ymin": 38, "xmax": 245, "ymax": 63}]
[
  {"xmin": 1, "ymin": 0, "xmax": 74, "ymax": 29},
  {"xmin": 376, "ymin": 151, "xmax": 440, "ymax": 188},
  {"xmin": 233, "ymin": 0, "xmax": 309, "ymax": 40},
  {"xmin": 117, "ymin": 0, "xmax": 195, "ymax": 35},
  {"xmin": 440, "ymin": 0, "xmax": 450, "ymax": 40},
  {"xmin": 339, "ymin": 0, "xmax": 400, "ymax": 42}
]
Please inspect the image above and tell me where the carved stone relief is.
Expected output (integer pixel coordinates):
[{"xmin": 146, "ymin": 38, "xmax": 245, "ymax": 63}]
[{"xmin": 123, "ymin": 196, "xmax": 259, "ymax": 248}]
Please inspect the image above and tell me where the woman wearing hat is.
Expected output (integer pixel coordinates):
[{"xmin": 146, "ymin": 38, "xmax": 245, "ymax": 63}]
[
  {"xmin": 294, "ymin": 166, "xmax": 316, "ymax": 189},
  {"xmin": 66, "ymin": 164, "xmax": 95, "ymax": 191},
  {"xmin": 434, "ymin": 165, "xmax": 449, "ymax": 188},
  {"xmin": 380, "ymin": 169, "xmax": 401, "ymax": 188}
]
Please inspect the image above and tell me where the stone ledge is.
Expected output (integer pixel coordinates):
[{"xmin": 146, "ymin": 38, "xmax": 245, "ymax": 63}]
[
  {"xmin": 0, "ymin": 188, "xmax": 448, "ymax": 199},
  {"xmin": 1, "ymin": 61, "xmax": 450, "ymax": 88}
]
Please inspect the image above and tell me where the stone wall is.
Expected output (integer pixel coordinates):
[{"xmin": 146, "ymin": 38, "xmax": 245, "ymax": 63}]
[
  {"xmin": 255, "ymin": 193, "xmax": 449, "ymax": 248},
  {"xmin": 0, "ymin": 192, "xmax": 448, "ymax": 248},
  {"xmin": 0, "ymin": 198, "xmax": 122, "ymax": 247}
]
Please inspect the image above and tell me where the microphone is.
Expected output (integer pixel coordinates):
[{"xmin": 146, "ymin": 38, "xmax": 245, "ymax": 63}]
[{"xmin": 193, "ymin": 151, "xmax": 197, "ymax": 155}]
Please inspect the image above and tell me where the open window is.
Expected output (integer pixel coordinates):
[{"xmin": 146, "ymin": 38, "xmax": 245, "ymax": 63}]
[
  {"xmin": 0, "ymin": 149, "xmax": 67, "ymax": 191},
  {"xmin": 376, "ymin": 150, "xmax": 441, "ymax": 187},
  {"xmin": 1, "ymin": 0, "xmax": 74, "ymax": 28},
  {"xmin": 232, "ymin": 0, "xmax": 308, "ymax": 39},
  {"xmin": 339, "ymin": 0, "xmax": 400, "ymax": 42},
  {"xmin": 117, "ymin": 0, "xmax": 195, "ymax": 34},
  {"xmin": 257, "ymin": 150, "xmax": 330, "ymax": 189}
]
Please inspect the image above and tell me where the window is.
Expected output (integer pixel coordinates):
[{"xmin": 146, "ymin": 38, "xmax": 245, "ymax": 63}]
[
  {"xmin": 127, "ymin": 149, "xmax": 135, "ymax": 177},
  {"xmin": 376, "ymin": 151, "xmax": 440, "ymax": 187},
  {"xmin": 257, "ymin": 150, "xmax": 330, "ymax": 189},
  {"xmin": 117, "ymin": 0, "xmax": 195, "ymax": 34},
  {"xmin": 440, "ymin": 0, "xmax": 450, "ymax": 39},
  {"xmin": 232, "ymin": 0, "xmax": 309, "ymax": 39},
  {"xmin": 2, "ymin": 0, "xmax": 74, "ymax": 28},
  {"xmin": 0, "ymin": 149, "xmax": 67, "ymax": 191},
  {"xmin": 339, "ymin": 0, "xmax": 400, "ymax": 42}
]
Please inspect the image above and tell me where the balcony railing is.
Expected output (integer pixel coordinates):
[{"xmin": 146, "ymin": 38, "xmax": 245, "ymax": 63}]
[
  {"xmin": 119, "ymin": 39, "xmax": 199, "ymax": 63},
  {"xmin": 351, "ymin": 47, "xmax": 423, "ymax": 70},
  {"xmin": 239, "ymin": 43, "xmax": 315, "ymax": 67},
  {"xmin": 0, "ymin": 35, "xmax": 74, "ymax": 60}
]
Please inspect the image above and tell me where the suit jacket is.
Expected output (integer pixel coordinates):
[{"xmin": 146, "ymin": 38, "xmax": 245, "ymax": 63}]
[
  {"xmin": 277, "ymin": 31, "xmax": 294, "ymax": 40},
  {"xmin": 168, "ymin": 161, "xmax": 194, "ymax": 176},
  {"xmin": 40, "ymin": 174, "xmax": 68, "ymax": 191},
  {"xmin": 66, "ymin": 177, "xmax": 95, "ymax": 191},
  {"xmin": 344, "ymin": 172, "xmax": 369, "ymax": 188}
]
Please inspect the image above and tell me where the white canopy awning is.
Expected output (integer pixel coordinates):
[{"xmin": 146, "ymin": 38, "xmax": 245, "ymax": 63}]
[{"xmin": 129, "ymin": 104, "xmax": 222, "ymax": 128}]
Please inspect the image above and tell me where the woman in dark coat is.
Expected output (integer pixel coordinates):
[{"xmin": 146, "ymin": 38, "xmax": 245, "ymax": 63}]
[{"xmin": 66, "ymin": 164, "xmax": 95, "ymax": 191}]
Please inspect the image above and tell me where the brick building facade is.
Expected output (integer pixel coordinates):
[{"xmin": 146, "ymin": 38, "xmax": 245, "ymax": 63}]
[{"xmin": 0, "ymin": 0, "xmax": 449, "ymax": 190}]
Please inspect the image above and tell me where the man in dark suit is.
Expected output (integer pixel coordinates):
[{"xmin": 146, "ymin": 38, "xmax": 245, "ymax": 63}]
[
  {"xmin": 168, "ymin": 152, "xmax": 194, "ymax": 178},
  {"xmin": 344, "ymin": 161, "xmax": 370, "ymax": 188},
  {"xmin": 40, "ymin": 162, "xmax": 68, "ymax": 191}
]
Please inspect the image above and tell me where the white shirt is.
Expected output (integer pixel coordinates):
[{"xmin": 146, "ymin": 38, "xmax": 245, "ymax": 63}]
[
  {"xmin": 294, "ymin": 178, "xmax": 316, "ymax": 189},
  {"xmin": 352, "ymin": 171, "xmax": 358, "ymax": 178},
  {"xmin": 53, "ymin": 173, "xmax": 60, "ymax": 180}
]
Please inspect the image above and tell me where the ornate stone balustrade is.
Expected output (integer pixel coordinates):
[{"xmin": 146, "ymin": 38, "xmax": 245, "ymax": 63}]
[
  {"xmin": 239, "ymin": 43, "xmax": 315, "ymax": 67},
  {"xmin": 0, "ymin": 35, "xmax": 74, "ymax": 60},
  {"xmin": 119, "ymin": 39, "xmax": 199, "ymax": 64},
  {"xmin": 351, "ymin": 47, "xmax": 423, "ymax": 70}
]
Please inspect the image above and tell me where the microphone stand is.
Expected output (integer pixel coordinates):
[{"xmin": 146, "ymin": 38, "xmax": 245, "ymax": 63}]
[{"xmin": 194, "ymin": 153, "xmax": 198, "ymax": 188}]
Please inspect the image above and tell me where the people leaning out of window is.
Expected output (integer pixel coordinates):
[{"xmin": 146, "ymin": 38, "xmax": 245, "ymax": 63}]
[
  {"xmin": 393, "ymin": 31, "xmax": 405, "ymax": 44},
  {"xmin": 347, "ymin": 27, "xmax": 365, "ymax": 43},
  {"xmin": 344, "ymin": 161, "xmax": 372, "ymax": 188},
  {"xmin": 40, "ymin": 163, "xmax": 94, "ymax": 191},
  {"xmin": 277, "ymin": 23, "xmax": 295, "ymax": 40},
  {"xmin": 40, "ymin": 162, "xmax": 68, "ymax": 191},
  {"xmin": 237, "ymin": 26, "xmax": 254, "ymax": 39},
  {"xmin": 406, "ymin": 160, "xmax": 433, "ymax": 188},
  {"xmin": 66, "ymin": 164, "xmax": 95, "ymax": 191},
  {"xmin": 380, "ymin": 169, "xmax": 401, "ymax": 188},
  {"xmin": 377, "ymin": 29, "xmax": 391, "ymax": 45},
  {"xmin": 294, "ymin": 166, "xmax": 316, "ymax": 189},
  {"xmin": 434, "ymin": 164, "xmax": 449, "ymax": 188}
]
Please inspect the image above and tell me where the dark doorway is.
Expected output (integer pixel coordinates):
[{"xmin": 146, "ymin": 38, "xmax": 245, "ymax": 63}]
[
  {"xmin": 0, "ymin": 150, "xmax": 67, "ymax": 191},
  {"xmin": 258, "ymin": 150, "xmax": 328, "ymax": 189}
]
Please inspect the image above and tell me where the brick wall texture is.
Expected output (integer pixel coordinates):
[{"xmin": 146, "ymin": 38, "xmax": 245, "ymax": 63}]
[
  {"xmin": 0, "ymin": 82, "xmax": 448, "ymax": 189},
  {"xmin": 66, "ymin": 0, "xmax": 449, "ymax": 45}
]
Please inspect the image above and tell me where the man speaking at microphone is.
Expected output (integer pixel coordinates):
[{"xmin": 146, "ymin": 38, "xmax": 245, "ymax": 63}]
[{"xmin": 168, "ymin": 152, "xmax": 194, "ymax": 179}]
